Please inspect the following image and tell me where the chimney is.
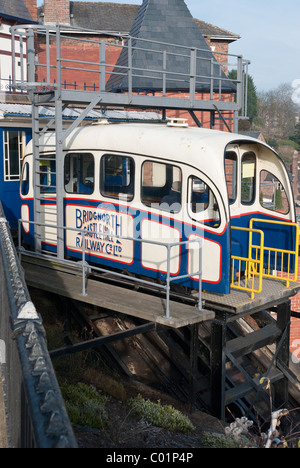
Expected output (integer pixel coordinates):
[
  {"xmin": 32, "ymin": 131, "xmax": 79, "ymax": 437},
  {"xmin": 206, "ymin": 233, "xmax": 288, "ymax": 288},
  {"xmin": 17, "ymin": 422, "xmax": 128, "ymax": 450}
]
[
  {"xmin": 44, "ymin": 0, "xmax": 70, "ymax": 25},
  {"xmin": 24, "ymin": 0, "xmax": 38, "ymax": 22}
]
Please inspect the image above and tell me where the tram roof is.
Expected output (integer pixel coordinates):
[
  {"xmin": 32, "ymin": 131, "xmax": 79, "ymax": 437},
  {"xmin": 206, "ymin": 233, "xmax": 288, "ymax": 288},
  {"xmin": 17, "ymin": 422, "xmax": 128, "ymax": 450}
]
[{"xmin": 30, "ymin": 121, "xmax": 265, "ymax": 184}]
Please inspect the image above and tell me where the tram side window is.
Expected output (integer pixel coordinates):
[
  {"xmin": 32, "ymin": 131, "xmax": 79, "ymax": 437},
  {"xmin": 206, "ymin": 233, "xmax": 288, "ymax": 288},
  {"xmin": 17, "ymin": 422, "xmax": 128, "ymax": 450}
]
[
  {"xmin": 65, "ymin": 153, "xmax": 94, "ymax": 195},
  {"xmin": 141, "ymin": 161, "xmax": 182, "ymax": 213},
  {"xmin": 188, "ymin": 176, "xmax": 220, "ymax": 228},
  {"xmin": 241, "ymin": 152, "xmax": 256, "ymax": 205},
  {"xmin": 225, "ymin": 151, "xmax": 237, "ymax": 204},
  {"xmin": 40, "ymin": 156, "xmax": 56, "ymax": 193},
  {"xmin": 100, "ymin": 154, "xmax": 134, "ymax": 201},
  {"xmin": 21, "ymin": 162, "xmax": 29, "ymax": 196},
  {"xmin": 260, "ymin": 170, "xmax": 289, "ymax": 215}
]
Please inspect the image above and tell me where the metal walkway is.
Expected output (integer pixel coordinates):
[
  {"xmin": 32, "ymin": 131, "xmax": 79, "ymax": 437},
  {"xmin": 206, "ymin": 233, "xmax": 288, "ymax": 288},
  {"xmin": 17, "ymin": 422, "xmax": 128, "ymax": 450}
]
[{"xmin": 21, "ymin": 252, "xmax": 215, "ymax": 329}]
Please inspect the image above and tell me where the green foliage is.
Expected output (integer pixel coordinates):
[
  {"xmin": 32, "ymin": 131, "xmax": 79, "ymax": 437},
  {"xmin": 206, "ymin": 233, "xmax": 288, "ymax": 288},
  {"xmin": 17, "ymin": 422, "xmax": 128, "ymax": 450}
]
[
  {"xmin": 229, "ymin": 70, "xmax": 258, "ymax": 121},
  {"xmin": 266, "ymin": 136, "xmax": 279, "ymax": 151},
  {"xmin": 289, "ymin": 122, "xmax": 300, "ymax": 150},
  {"xmin": 61, "ymin": 382, "xmax": 108, "ymax": 429},
  {"xmin": 201, "ymin": 432, "xmax": 251, "ymax": 448},
  {"xmin": 128, "ymin": 395, "xmax": 195, "ymax": 434}
]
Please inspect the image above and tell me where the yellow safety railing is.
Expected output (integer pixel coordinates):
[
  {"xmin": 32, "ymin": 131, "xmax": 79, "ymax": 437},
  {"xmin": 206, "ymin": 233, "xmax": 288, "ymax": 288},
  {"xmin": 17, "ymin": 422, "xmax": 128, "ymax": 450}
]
[
  {"xmin": 249, "ymin": 218, "xmax": 299, "ymax": 287},
  {"xmin": 231, "ymin": 226, "xmax": 264, "ymax": 299}
]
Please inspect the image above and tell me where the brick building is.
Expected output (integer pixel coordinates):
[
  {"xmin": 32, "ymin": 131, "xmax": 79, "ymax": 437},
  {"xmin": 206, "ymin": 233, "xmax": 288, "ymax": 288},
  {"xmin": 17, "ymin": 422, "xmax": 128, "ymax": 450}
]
[
  {"xmin": 36, "ymin": 0, "xmax": 239, "ymax": 130},
  {"xmin": 1, "ymin": 0, "xmax": 300, "ymax": 351}
]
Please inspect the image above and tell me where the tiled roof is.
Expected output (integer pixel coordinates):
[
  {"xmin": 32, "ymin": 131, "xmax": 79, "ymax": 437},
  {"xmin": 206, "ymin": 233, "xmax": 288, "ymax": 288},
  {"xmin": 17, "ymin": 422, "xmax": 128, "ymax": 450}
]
[
  {"xmin": 70, "ymin": 2, "xmax": 139, "ymax": 33},
  {"xmin": 0, "ymin": 0, "xmax": 35, "ymax": 23},
  {"xmin": 106, "ymin": 0, "xmax": 236, "ymax": 93}
]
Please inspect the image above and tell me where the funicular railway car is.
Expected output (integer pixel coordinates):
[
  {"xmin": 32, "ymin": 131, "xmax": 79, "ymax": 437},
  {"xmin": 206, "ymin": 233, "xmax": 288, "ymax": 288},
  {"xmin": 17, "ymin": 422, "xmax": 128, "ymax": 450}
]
[{"xmin": 19, "ymin": 120, "xmax": 299, "ymax": 298}]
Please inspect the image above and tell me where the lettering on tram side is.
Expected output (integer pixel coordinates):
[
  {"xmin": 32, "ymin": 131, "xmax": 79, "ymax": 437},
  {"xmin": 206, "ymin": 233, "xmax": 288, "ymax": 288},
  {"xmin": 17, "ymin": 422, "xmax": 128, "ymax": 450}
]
[{"xmin": 65, "ymin": 205, "xmax": 134, "ymax": 264}]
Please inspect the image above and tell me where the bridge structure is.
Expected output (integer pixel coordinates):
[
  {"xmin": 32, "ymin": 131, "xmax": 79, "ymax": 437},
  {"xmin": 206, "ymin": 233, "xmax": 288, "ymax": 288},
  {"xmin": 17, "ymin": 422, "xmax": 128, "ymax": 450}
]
[
  {"xmin": 7, "ymin": 22, "xmax": 300, "ymax": 427},
  {"xmin": 0, "ymin": 202, "xmax": 77, "ymax": 448}
]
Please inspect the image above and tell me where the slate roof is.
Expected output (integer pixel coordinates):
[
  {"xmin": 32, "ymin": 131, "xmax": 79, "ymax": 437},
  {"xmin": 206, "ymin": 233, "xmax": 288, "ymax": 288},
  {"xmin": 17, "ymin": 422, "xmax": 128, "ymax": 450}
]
[
  {"xmin": 38, "ymin": 2, "xmax": 239, "ymax": 42},
  {"xmin": 106, "ymin": 0, "xmax": 236, "ymax": 93},
  {"xmin": 0, "ymin": 0, "xmax": 36, "ymax": 23}
]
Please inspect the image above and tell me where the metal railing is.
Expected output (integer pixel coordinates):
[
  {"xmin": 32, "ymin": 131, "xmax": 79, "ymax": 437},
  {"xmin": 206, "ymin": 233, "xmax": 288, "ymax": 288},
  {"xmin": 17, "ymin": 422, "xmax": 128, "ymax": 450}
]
[
  {"xmin": 18, "ymin": 219, "xmax": 203, "ymax": 319},
  {"xmin": 0, "ymin": 204, "xmax": 77, "ymax": 448},
  {"xmin": 10, "ymin": 23, "xmax": 248, "ymax": 116},
  {"xmin": 249, "ymin": 218, "xmax": 299, "ymax": 287},
  {"xmin": 231, "ymin": 219, "xmax": 299, "ymax": 298},
  {"xmin": 231, "ymin": 226, "xmax": 264, "ymax": 299}
]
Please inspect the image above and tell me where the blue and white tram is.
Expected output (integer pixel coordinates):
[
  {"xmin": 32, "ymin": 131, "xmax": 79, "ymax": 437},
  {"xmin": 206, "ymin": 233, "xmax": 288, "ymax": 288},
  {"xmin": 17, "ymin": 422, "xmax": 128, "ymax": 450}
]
[{"xmin": 19, "ymin": 120, "xmax": 298, "ymax": 296}]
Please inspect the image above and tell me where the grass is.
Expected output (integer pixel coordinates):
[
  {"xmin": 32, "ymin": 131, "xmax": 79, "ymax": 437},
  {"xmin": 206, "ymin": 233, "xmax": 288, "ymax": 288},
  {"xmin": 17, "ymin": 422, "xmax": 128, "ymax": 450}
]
[
  {"xmin": 128, "ymin": 394, "xmax": 195, "ymax": 434},
  {"xmin": 61, "ymin": 382, "xmax": 108, "ymax": 430}
]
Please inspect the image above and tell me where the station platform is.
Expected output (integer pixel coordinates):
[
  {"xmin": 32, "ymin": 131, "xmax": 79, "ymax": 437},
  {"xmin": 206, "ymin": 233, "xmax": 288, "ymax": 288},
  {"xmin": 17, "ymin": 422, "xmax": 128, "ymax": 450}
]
[
  {"xmin": 21, "ymin": 255, "xmax": 215, "ymax": 329},
  {"xmin": 202, "ymin": 277, "xmax": 300, "ymax": 317}
]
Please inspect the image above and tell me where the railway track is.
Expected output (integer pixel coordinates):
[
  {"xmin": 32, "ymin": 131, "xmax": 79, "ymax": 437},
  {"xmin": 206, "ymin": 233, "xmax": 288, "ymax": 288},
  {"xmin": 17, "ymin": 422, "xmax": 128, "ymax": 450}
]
[
  {"xmin": 47, "ymin": 291, "xmax": 300, "ymax": 426},
  {"xmin": 24, "ymin": 254, "xmax": 300, "ymax": 426}
]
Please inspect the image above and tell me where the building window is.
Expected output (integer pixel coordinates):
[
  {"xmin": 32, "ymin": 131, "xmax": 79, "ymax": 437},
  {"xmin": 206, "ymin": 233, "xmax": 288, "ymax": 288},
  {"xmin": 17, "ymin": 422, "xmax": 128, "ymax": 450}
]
[{"xmin": 3, "ymin": 130, "xmax": 26, "ymax": 181}]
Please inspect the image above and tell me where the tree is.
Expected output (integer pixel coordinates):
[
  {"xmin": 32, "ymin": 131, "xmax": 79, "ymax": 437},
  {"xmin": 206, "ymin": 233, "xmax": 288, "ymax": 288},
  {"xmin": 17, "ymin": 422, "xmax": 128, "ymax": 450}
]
[
  {"xmin": 255, "ymin": 83, "xmax": 299, "ymax": 139},
  {"xmin": 228, "ymin": 70, "xmax": 258, "ymax": 122},
  {"xmin": 289, "ymin": 121, "xmax": 300, "ymax": 150}
]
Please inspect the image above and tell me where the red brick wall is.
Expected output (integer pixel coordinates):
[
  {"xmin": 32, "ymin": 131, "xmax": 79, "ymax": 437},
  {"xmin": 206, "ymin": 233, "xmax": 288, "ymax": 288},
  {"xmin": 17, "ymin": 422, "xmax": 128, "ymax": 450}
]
[
  {"xmin": 44, "ymin": 0, "xmax": 70, "ymax": 24},
  {"xmin": 290, "ymin": 247, "xmax": 300, "ymax": 359},
  {"xmin": 24, "ymin": 0, "xmax": 38, "ymax": 22}
]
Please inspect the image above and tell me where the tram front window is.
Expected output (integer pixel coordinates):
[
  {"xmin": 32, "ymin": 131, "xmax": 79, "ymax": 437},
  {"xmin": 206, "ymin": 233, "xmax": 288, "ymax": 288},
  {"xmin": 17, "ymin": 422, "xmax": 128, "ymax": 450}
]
[
  {"xmin": 225, "ymin": 151, "xmax": 237, "ymax": 205},
  {"xmin": 241, "ymin": 152, "xmax": 256, "ymax": 205}
]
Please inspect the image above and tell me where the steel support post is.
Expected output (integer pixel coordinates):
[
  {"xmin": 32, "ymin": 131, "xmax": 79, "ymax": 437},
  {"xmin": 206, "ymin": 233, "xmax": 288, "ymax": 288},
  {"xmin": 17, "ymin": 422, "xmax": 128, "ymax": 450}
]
[
  {"xmin": 274, "ymin": 301, "xmax": 291, "ymax": 410},
  {"xmin": 32, "ymin": 95, "xmax": 42, "ymax": 253},
  {"xmin": 189, "ymin": 324, "xmax": 199, "ymax": 412},
  {"xmin": 55, "ymin": 93, "xmax": 65, "ymax": 260},
  {"xmin": 210, "ymin": 315, "xmax": 227, "ymax": 420}
]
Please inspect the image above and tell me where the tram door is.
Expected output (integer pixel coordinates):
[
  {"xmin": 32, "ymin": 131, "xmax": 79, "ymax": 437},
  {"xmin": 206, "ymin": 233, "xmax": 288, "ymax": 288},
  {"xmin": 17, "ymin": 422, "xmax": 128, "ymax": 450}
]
[
  {"xmin": 39, "ymin": 156, "xmax": 58, "ymax": 250},
  {"xmin": 225, "ymin": 144, "xmax": 297, "ymax": 277}
]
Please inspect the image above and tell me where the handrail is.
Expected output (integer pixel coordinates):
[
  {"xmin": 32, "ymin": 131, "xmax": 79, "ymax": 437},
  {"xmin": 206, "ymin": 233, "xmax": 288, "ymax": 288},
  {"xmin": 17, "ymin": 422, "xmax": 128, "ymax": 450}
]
[
  {"xmin": 231, "ymin": 226, "xmax": 264, "ymax": 299},
  {"xmin": 249, "ymin": 218, "xmax": 299, "ymax": 287},
  {"xmin": 10, "ymin": 23, "xmax": 247, "ymax": 116},
  {"xmin": 18, "ymin": 219, "xmax": 203, "ymax": 319}
]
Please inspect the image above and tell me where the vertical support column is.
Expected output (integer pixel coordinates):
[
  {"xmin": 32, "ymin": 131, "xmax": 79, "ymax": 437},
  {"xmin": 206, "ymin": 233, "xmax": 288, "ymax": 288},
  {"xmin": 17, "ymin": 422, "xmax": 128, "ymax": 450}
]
[
  {"xmin": 189, "ymin": 324, "xmax": 199, "ymax": 412},
  {"xmin": 189, "ymin": 49, "xmax": 196, "ymax": 108},
  {"xmin": 274, "ymin": 301, "xmax": 291, "ymax": 409},
  {"xmin": 236, "ymin": 55, "xmax": 244, "ymax": 113},
  {"xmin": 55, "ymin": 92, "xmax": 65, "ymax": 260},
  {"xmin": 55, "ymin": 24, "xmax": 64, "ymax": 260},
  {"xmin": 32, "ymin": 94, "xmax": 41, "ymax": 253},
  {"xmin": 99, "ymin": 40, "xmax": 106, "ymax": 93},
  {"xmin": 210, "ymin": 315, "xmax": 227, "ymax": 420}
]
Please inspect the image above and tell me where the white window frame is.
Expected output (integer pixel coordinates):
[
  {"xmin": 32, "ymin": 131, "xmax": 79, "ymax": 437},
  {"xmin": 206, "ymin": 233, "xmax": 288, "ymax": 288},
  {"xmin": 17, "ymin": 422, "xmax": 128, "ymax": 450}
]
[{"xmin": 3, "ymin": 130, "xmax": 26, "ymax": 181}]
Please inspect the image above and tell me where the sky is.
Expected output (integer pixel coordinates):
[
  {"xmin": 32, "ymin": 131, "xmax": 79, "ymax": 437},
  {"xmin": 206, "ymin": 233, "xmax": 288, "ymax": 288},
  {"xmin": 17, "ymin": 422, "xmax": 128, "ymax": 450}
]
[{"xmin": 36, "ymin": 0, "xmax": 300, "ymax": 93}]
